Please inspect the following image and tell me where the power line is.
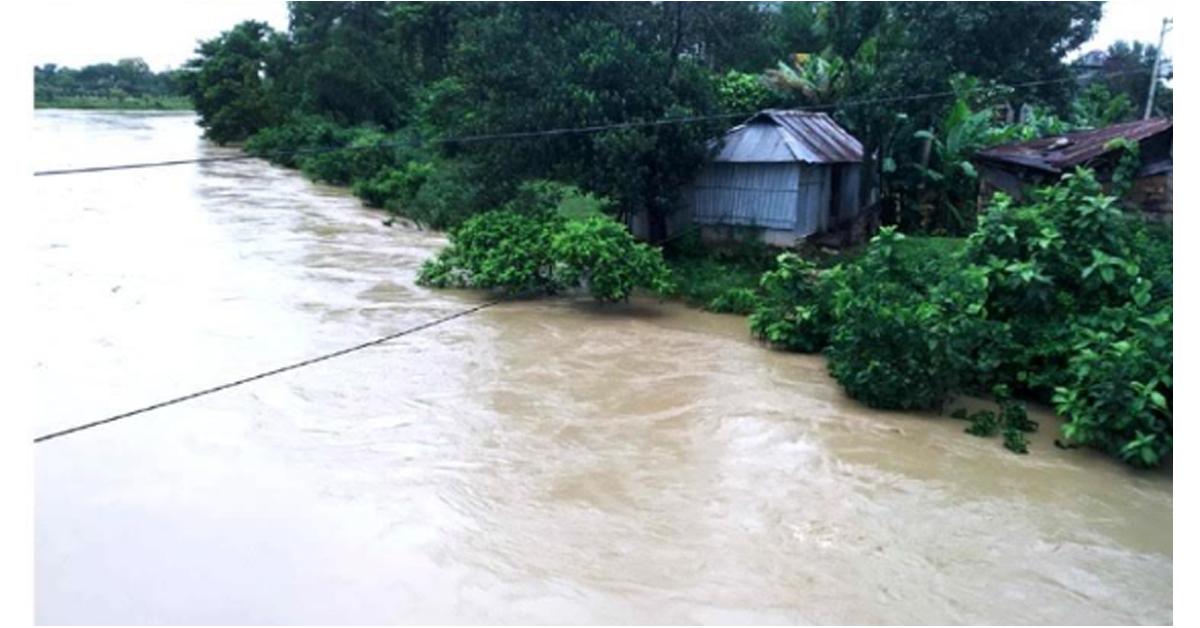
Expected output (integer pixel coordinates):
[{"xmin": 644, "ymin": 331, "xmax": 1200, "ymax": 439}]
[
  {"xmin": 33, "ymin": 299, "xmax": 502, "ymax": 444},
  {"xmin": 32, "ymin": 68, "xmax": 1154, "ymax": 178}
]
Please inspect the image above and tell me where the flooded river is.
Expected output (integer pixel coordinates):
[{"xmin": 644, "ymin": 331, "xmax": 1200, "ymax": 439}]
[{"xmin": 34, "ymin": 111, "xmax": 1171, "ymax": 624}]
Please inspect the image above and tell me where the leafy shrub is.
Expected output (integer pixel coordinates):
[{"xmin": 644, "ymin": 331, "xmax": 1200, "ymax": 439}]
[
  {"xmin": 245, "ymin": 116, "xmax": 357, "ymax": 168},
  {"xmin": 353, "ymin": 161, "xmax": 435, "ymax": 209},
  {"xmin": 299, "ymin": 128, "xmax": 396, "ymax": 185},
  {"xmin": 748, "ymin": 254, "xmax": 840, "ymax": 352},
  {"xmin": 418, "ymin": 210, "xmax": 672, "ymax": 301},
  {"xmin": 963, "ymin": 170, "xmax": 1148, "ymax": 398},
  {"xmin": 965, "ymin": 410, "xmax": 999, "ymax": 437},
  {"xmin": 824, "ymin": 228, "xmax": 987, "ymax": 411},
  {"xmin": 550, "ymin": 216, "xmax": 673, "ymax": 301},
  {"xmin": 1053, "ymin": 297, "xmax": 1172, "ymax": 468},
  {"xmin": 953, "ymin": 388, "xmax": 1036, "ymax": 454},
  {"xmin": 404, "ymin": 160, "xmax": 486, "ymax": 229},
  {"xmin": 417, "ymin": 209, "xmax": 561, "ymax": 295}
]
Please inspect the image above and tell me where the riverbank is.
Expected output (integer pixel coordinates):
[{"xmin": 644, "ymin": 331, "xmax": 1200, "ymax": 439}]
[{"xmin": 35, "ymin": 96, "xmax": 192, "ymax": 111}]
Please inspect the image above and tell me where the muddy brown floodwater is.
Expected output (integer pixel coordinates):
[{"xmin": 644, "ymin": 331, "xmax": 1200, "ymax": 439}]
[{"xmin": 34, "ymin": 111, "xmax": 1171, "ymax": 624}]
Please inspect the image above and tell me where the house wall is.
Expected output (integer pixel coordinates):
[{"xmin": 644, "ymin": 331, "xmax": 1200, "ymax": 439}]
[
  {"xmin": 977, "ymin": 162, "xmax": 1173, "ymax": 221},
  {"xmin": 684, "ymin": 160, "xmax": 870, "ymax": 247},
  {"xmin": 689, "ymin": 162, "xmax": 803, "ymax": 231},
  {"xmin": 795, "ymin": 164, "xmax": 829, "ymax": 236}
]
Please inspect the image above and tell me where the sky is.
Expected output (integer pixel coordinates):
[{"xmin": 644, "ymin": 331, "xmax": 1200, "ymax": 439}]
[{"xmin": 24, "ymin": 0, "xmax": 1176, "ymax": 72}]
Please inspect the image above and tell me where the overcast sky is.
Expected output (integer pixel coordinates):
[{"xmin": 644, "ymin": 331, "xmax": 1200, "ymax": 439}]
[{"xmin": 26, "ymin": 0, "xmax": 1176, "ymax": 72}]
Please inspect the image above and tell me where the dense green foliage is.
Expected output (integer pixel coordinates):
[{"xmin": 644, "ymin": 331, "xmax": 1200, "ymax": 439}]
[
  {"xmin": 172, "ymin": 2, "xmax": 1163, "ymax": 235},
  {"xmin": 749, "ymin": 254, "xmax": 838, "ymax": 352},
  {"xmin": 417, "ymin": 210, "xmax": 671, "ymax": 302},
  {"xmin": 178, "ymin": 20, "xmax": 281, "ymax": 144},
  {"xmin": 174, "ymin": 3, "xmax": 1172, "ymax": 467},
  {"xmin": 35, "ymin": 58, "xmax": 185, "ymax": 109},
  {"xmin": 748, "ymin": 171, "xmax": 1171, "ymax": 466},
  {"xmin": 662, "ymin": 230, "xmax": 773, "ymax": 315},
  {"xmin": 418, "ymin": 209, "xmax": 562, "ymax": 296},
  {"xmin": 824, "ymin": 229, "xmax": 987, "ymax": 410},
  {"xmin": 1077, "ymin": 40, "xmax": 1173, "ymax": 119}
]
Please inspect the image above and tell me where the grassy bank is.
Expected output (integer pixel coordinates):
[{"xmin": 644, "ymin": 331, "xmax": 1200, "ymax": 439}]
[
  {"xmin": 35, "ymin": 96, "xmax": 193, "ymax": 111},
  {"xmin": 665, "ymin": 234, "xmax": 966, "ymax": 315}
]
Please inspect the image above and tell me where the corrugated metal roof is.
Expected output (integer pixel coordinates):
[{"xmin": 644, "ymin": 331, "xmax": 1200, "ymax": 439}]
[
  {"xmin": 712, "ymin": 110, "xmax": 863, "ymax": 164},
  {"xmin": 975, "ymin": 117, "xmax": 1172, "ymax": 173}
]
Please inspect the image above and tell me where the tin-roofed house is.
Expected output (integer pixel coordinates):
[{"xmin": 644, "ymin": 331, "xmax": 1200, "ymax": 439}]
[
  {"xmin": 682, "ymin": 110, "xmax": 874, "ymax": 247},
  {"xmin": 974, "ymin": 117, "xmax": 1172, "ymax": 221}
]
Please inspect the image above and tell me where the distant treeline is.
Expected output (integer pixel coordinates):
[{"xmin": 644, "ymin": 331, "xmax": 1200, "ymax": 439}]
[{"xmin": 35, "ymin": 58, "xmax": 191, "ymax": 110}]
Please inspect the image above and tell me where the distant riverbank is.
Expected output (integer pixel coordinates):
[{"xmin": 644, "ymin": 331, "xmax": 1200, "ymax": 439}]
[{"xmin": 35, "ymin": 96, "xmax": 192, "ymax": 111}]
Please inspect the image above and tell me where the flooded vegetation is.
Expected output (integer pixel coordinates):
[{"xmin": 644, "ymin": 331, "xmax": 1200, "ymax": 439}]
[{"xmin": 32, "ymin": 111, "xmax": 1171, "ymax": 624}]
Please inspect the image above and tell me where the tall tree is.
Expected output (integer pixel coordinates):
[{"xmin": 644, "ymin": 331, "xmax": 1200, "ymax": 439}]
[
  {"xmin": 276, "ymin": 1, "xmax": 412, "ymax": 129},
  {"xmin": 429, "ymin": 3, "xmax": 723, "ymax": 240},
  {"xmin": 178, "ymin": 21, "xmax": 281, "ymax": 144}
]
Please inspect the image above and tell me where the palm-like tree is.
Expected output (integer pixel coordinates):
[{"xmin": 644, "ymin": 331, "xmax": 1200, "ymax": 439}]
[{"xmin": 764, "ymin": 50, "xmax": 847, "ymax": 104}]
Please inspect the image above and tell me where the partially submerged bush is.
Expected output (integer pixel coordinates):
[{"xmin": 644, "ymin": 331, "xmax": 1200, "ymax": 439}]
[
  {"xmin": 771, "ymin": 170, "xmax": 1172, "ymax": 466},
  {"xmin": 353, "ymin": 161, "xmax": 435, "ymax": 209},
  {"xmin": 1053, "ymin": 296, "xmax": 1172, "ymax": 468},
  {"xmin": 418, "ymin": 210, "xmax": 671, "ymax": 301},
  {"xmin": 551, "ymin": 216, "xmax": 673, "ymax": 300},
  {"xmin": 299, "ymin": 128, "xmax": 396, "ymax": 186},
  {"xmin": 749, "ymin": 253, "xmax": 840, "ymax": 353},
  {"xmin": 417, "ymin": 209, "xmax": 560, "ymax": 295},
  {"xmin": 245, "ymin": 116, "xmax": 360, "ymax": 168},
  {"xmin": 824, "ymin": 229, "xmax": 988, "ymax": 411}
]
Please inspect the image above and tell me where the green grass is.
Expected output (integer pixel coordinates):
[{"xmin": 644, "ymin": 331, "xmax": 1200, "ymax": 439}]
[
  {"xmin": 666, "ymin": 255, "xmax": 768, "ymax": 312},
  {"xmin": 663, "ymin": 233, "xmax": 967, "ymax": 316},
  {"xmin": 35, "ymin": 96, "xmax": 193, "ymax": 111}
]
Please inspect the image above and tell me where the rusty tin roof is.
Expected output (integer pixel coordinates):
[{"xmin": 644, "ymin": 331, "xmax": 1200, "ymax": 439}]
[
  {"xmin": 712, "ymin": 110, "xmax": 863, "ymax": 164},
  {"xmin": 975, "ymin": 117, "xmax": 1172, "ymax": 173}
]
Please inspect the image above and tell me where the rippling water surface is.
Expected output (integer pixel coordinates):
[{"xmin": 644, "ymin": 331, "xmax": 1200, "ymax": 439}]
[{"xmin": 34, "ymin": 111, "xmax": 1171, "ymax": 624}]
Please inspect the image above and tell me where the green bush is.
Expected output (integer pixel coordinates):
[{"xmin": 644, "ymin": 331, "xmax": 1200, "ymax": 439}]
[
  {"xmin": 299, "ymin": 128, "xmax": 397, "ymax": 186},
  {"xmin": 245, "ymin": 116, "xmax": 356, "ymax": 168},
  {"xmin": 748, "ymin": 254, "xmax": 840, "ymax": 352},
  {"xmin": 353, "ymin": 161, "xmax": 435, "ymax": 209},
  {"xmin": 418, "ymin": 210, "xmax": 672, "ymax": 301},
  {"xmin": 550, "ymin": 216, "xmax": 673, "ymax": 301},
  {"xmin": 417, "ymin": 209, "xmax": 560, "ymax": 294},
  {"xmin": 1053, "ymin": 296, "xmax": 1172, "ymax": 467},
  {"xmin": 824, "ymin": 228, "xmax": 987, "ymax": 411},
  {"xmin": 404, "ymin": 160, "xmax": 486, "ymax": 229}
]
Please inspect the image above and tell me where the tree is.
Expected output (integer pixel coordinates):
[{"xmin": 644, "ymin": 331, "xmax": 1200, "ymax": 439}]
[
  {"xmin": 427, "ymin": 3, "xmax": 722, "ymax": 240},
  {"xmin": 274, "ymin": 2, "xmax": 412, "ymax": 129},
  {"xmin": 178, "ymin": 21, "xmax": 281, "ymax": 144},
  {"xmin": 764, "ymin": 2, "xmax": 1104, "ymax": 232},
  {"xmin": 1083, "ymin": 40, "xmax": 1173, "ymax": 119},
  {"xmin": 35, "ymin": 58, "xmax": 180, "ymax": 104}
]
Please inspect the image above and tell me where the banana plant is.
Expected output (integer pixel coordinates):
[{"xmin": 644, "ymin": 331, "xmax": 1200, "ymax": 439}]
[
  {"xmin": 763, "ymin": 48, "xmax": 848, "ymax": 104},
  {"xmin": 911, "ymin": 77, "xmax": 1019, "ymax": 233}
]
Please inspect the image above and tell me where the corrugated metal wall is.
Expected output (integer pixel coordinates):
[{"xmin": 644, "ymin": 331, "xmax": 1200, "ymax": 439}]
[
  {"xmin": 686, "ymin": 162, "xmax": 855, "ymax": 238},
  {"xmin": 796, "ymin": 164, "xmax": 829, "ymax": 236},
  {"xmin": 690, "ymin": 163, "xmax": 802, "ymax": 230}
]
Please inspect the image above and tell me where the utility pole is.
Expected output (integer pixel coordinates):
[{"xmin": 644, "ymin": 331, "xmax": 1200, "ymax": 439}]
[{"xmin": 1144, "ymin": 17, "xmax": 1173, "ymax": 119}]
